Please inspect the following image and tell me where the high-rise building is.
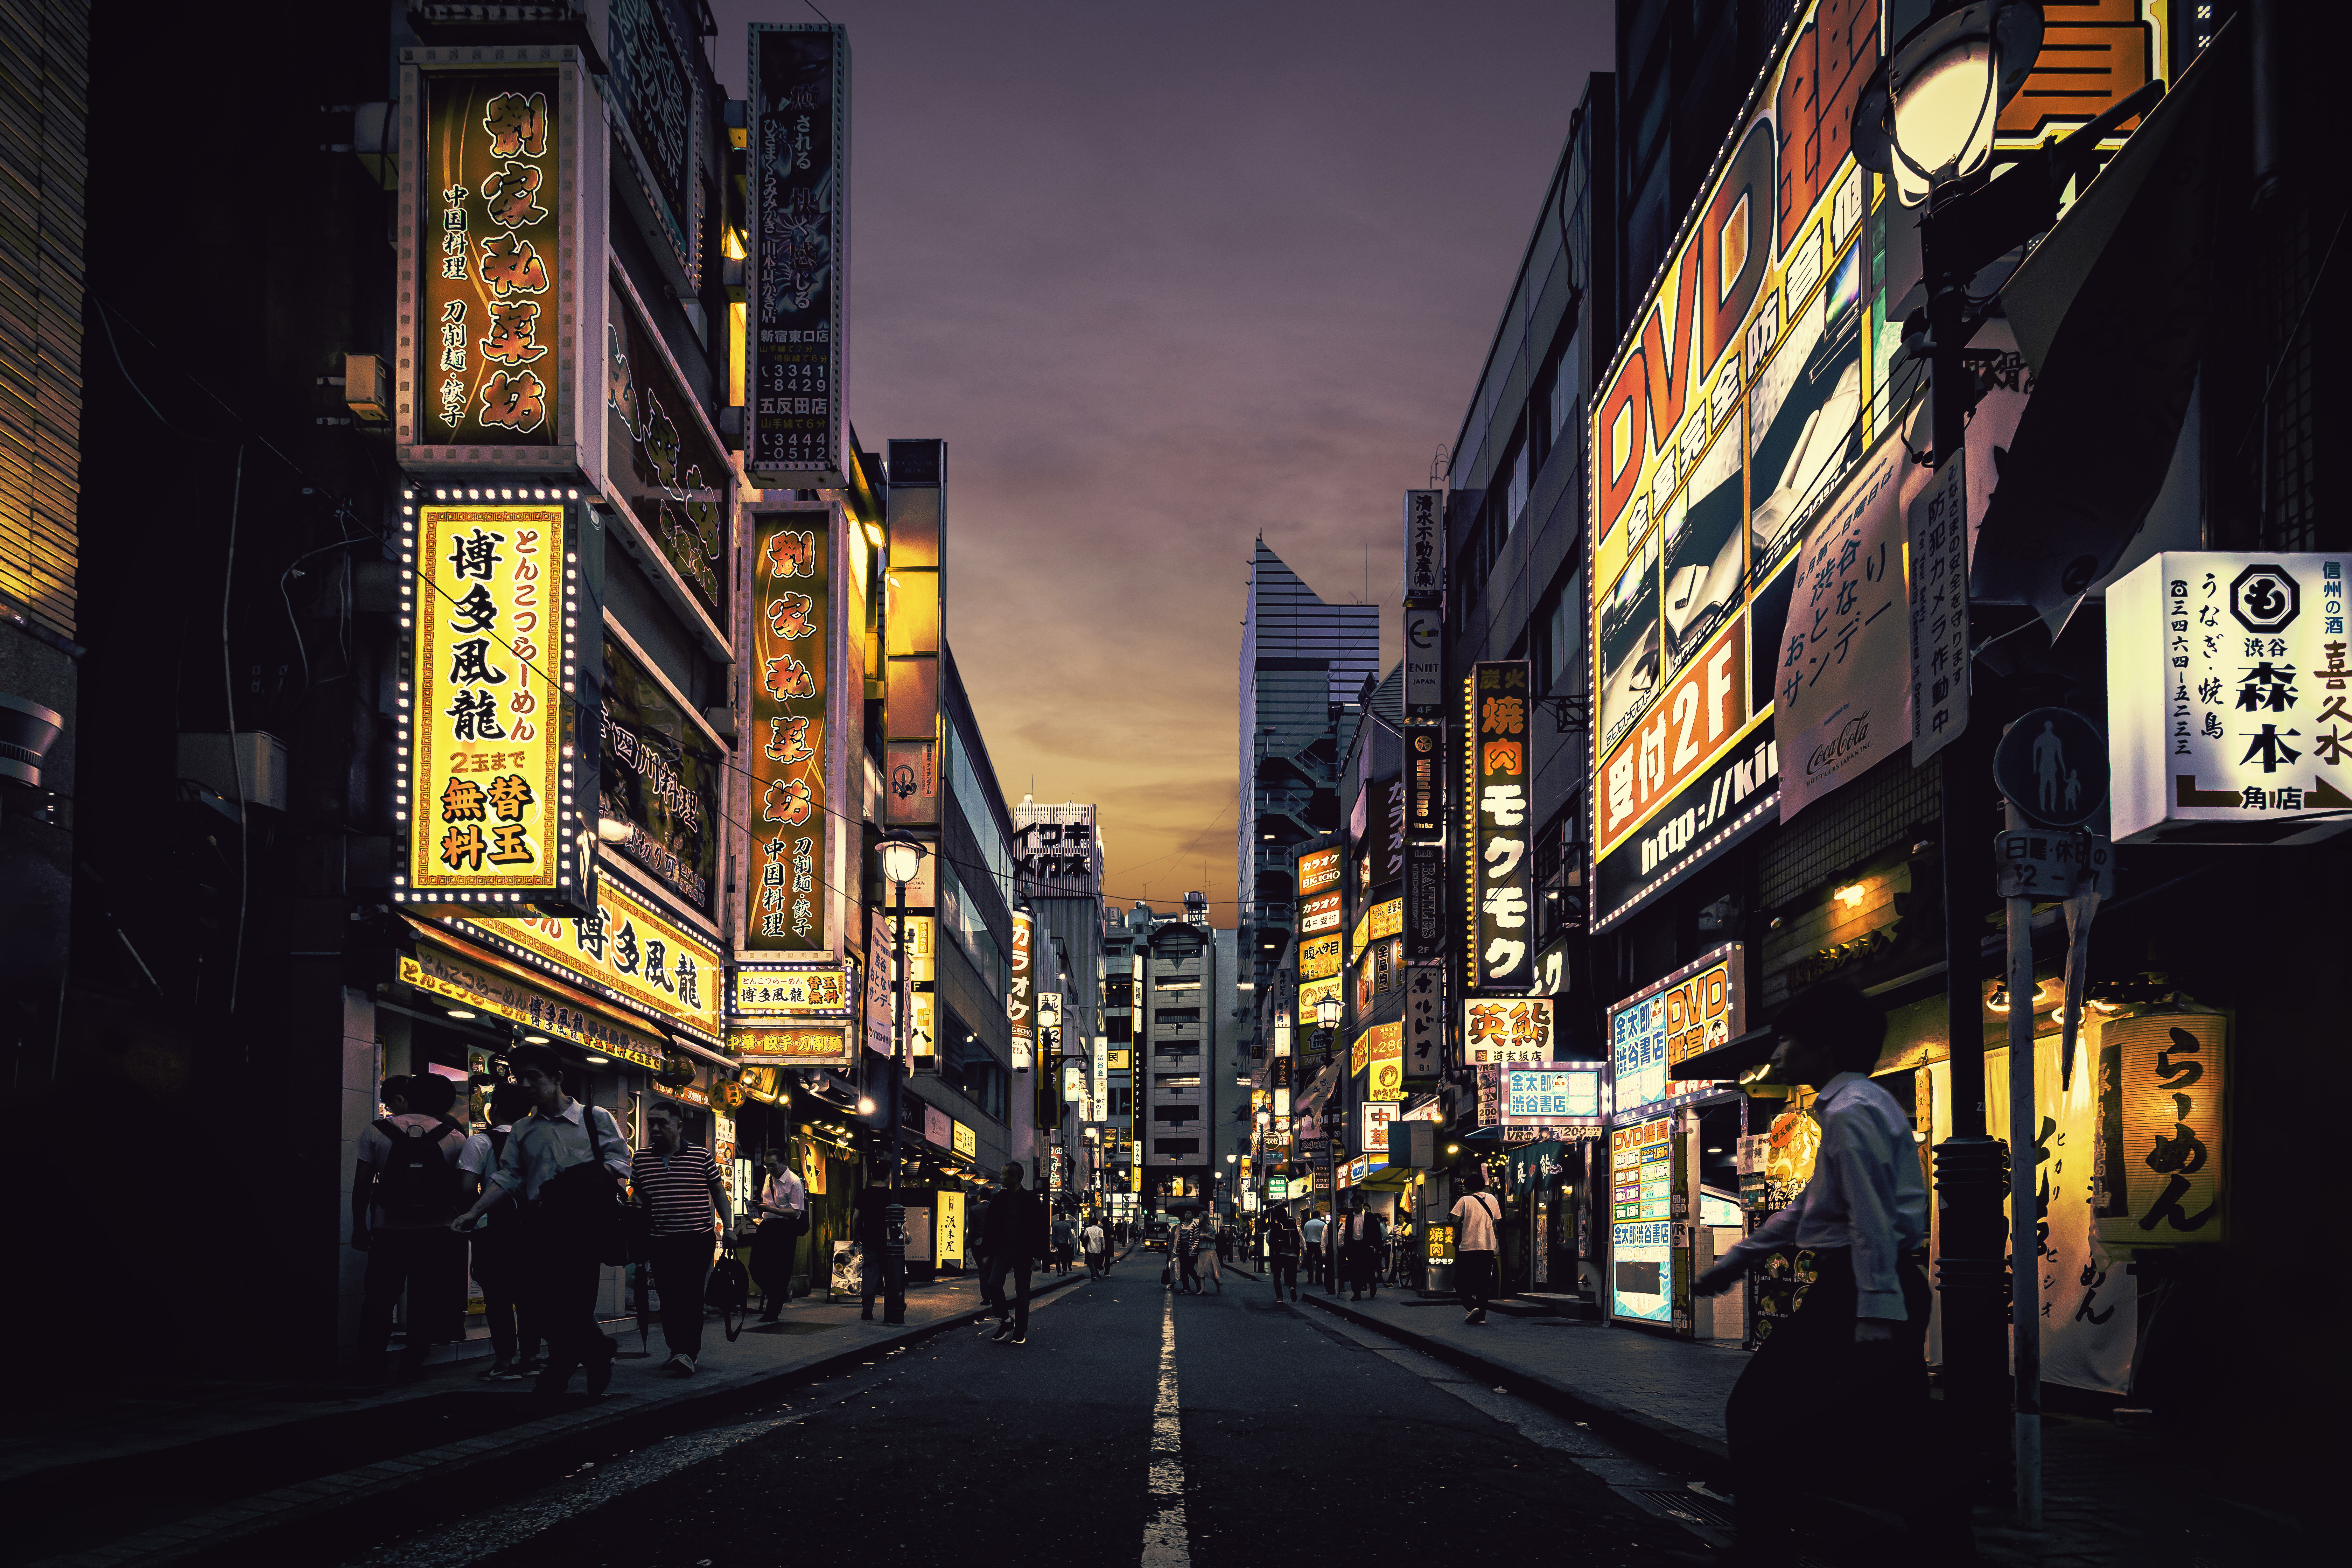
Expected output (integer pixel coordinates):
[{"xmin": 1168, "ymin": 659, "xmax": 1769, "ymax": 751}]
[{"xmin": 1237, "ymin": 540, "xmax": 1379, "ymax": 1001}]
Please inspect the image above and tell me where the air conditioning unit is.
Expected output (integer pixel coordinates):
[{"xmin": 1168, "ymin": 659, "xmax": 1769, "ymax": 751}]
[{"xmin": 177, "ymin": 732, "xmax": 290, "ymax": 812}]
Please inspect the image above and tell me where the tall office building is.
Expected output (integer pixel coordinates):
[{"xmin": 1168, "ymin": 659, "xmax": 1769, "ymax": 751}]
[{"xmin": 1237, "ymin": 540, "xmax": 1380, "ymax": 1001}]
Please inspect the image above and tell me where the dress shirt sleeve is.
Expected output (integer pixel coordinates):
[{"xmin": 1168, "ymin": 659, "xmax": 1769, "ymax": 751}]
[
  {"xmin": 492, "ymin": 1119, "xmax": 528, "ymax": 1194},
  {"xmin": 1716, "ymin": 1186, "xmax": 1807, "ymax": 1273},
  {"xmin": 595, "ymin": 1109, "xmax": 634, "ymax": 1180},
  {"xmin": 1827, "ymin": 1101, "xmax": 1909, "ymax": 1319}
]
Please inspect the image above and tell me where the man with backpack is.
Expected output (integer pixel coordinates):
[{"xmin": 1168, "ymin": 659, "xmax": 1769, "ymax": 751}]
[
  {"xmin": 1265, "ymin": 1202, "xmax": 1303, "ymax": 1301},
  {"xmin": 451, "ymin": 1044, "xmax": 634, "ymax": 1396},
  {"xmin": 457, "ymin": 1083, "xmax": 539, "ymax": 1380},
  {"xmin": 353, "ymin": 1070, "xmax": 470, "ymax": 1383}
]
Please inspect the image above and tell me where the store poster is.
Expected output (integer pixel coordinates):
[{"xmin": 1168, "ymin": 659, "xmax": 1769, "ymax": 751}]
[{"xmin": 830, "ymin": 1238, "xmax": 862, "ymax": 1298}]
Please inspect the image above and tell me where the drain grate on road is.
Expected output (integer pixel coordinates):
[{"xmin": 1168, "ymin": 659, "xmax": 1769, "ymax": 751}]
[{"xmin": 1629, "ymin": 1488, "xmax": 1736, "ymax": 1530}]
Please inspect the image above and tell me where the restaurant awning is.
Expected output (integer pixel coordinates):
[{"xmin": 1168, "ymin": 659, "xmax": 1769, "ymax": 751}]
[{"xmin": 1972, "ymin": 27, "xmax": 2227, "ymax": 627}]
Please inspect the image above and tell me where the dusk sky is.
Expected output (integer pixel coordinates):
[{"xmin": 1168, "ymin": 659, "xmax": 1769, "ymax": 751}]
[{"xmin": 711, "ymin": 1, "xmax": 1614, "ymax": 923}]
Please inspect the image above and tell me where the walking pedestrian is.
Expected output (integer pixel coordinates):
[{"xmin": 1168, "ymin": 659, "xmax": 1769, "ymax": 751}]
[
  {"xmin": 1172, "ymin": 1214, "xmax": 1203, "ymax": 1294},
  {"xmin": 1323, "ymin": 1203, "xmax": 1344, "ymax": 1294},
  {"xmin": 632, "ymin": 1099, "xmax": 730, "ymax": 1376},
  {"xmin": 853, "ymin": 1168, "xmax": 906, "ymax": 1324},
  {"xmin": 980, "ymin": 1161, "xmax": 1048, "ymax": 1343},
  {"xmin": 1266, "ymin": 1202, "xmax": 1302, "ymax": 1301},
  {"xmin": 1197, "ymin": 1214, "xmax": 1223, "ymax": 1294},
  {"xmin": 450, "ymin": 1044, "xmax": 633, "ymax": 1395},
  {"xmin": 1693, "ymin": 981, "xmax": 1952, "ymax": 1564},
  {"xmin": 1451, "ymin": 1169, "xmax": 1502, "ymax": 1325},
  {"xmin": 457, "ymin": 1083, "xmax": 539, "ymax": 1380},
  {"xmin": 1345, "ymin": 1197, "xmax": 1386, "ymax": 1301},
  {"xmin": 1051, "ymin": 1213, "xmax": 1077, "ymax": 1276},
  {"xmin": 354, "ymin": 1070, "xmax": 470, "ymax": 1383},
  {"xmin": 1083, "ymin": 1214, "xmax": 1108, "ymax": 1278},
  {"xmin": 751, "ymin": 1146, "xmax": 807, "ymax": 1319},
  {"xmin": 1300, "ymin": 1206, "xmax": 1328, "ymax": 1296}
]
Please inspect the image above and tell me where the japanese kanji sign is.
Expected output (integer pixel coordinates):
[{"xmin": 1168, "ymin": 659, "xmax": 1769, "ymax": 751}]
[
  {"xmin": 732, "ymin": 961, "xmax": 854, "ymax": 1017},
  {"xmin": 730, "ymin": 1025, "xmax": 851, "ymax": 1065},
  {"xmin": 1403, "ymin": 489, "xmax": 1446, "ymax": 600},
  {"xmin": 1357, "ymin": 1021, "xmax": 1404, "ymax": 1102},
  {"xmin": 1008, "ymin": 908, "xmax": 1035, "ymax": 1072},
  {"xmin": 410, "ymin": 69, "xmax": 567, "ymax": 453},
  {"xmin": 1012, "ymin": 803, "xmax": 1100, "ymax": 895},
  {"xmin": 1464, "ymin": 997, "xmax": 1552, "ymax": 1065},
  {"xmin": 475, "ymin": 869, "xmax": 722, "ymax": 1038},
  {"xmin": 608, "ymin": 0, "xmax": 705, "ymax": 283},
  {"xmin": 1467, "ymin": 662, "xmax": 1534, "ymax": 990},
  {"xmin": 2107, "ymin": 552, "xmax": 2352, "ymax": 844},
  {"xmin": 745, "ymin": 507, "xmax": 832, "ymax": 951},
  {"xmin": 1607, "ymin": 943, "xmax": 1741, "ymax": 1116},
  {"xmin": 402, "ymin": 504, "xmax": 576, "ymax": 908},
  {"xmin": 1776, "ymin": 430, "xmax": 1908, "ymax": 822},
  {"xmin": 600, "ymin": 633, "xmax": 721, "ymax": 915},
  {"xmin": 747, "ymin": 22, "xmax": 849, "ymax": 488},
  {"xmin": 609, "ymin": 275, "xmax": 730, "ymax": 628},
  {"xmin": 1908, "ymin": 450, "xmax": 1970, "ymax": 766},
  {"xmin": 402, "ymin": 945, "xmax": 665, "ymax": 1071},
  {"xmin": 2094, "ymin": 1011, "xmax": 2226, "ymax": 1248}
]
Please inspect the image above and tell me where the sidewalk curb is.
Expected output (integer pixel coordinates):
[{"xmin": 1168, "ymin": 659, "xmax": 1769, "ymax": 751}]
[
  {"xmin": 1295, "ymin": 1293, "xmax": 1732, "ymax": 1486},
  {"xmin": 29, "ymin": 1270, "xmax": 1091, "ymax": 1568}
]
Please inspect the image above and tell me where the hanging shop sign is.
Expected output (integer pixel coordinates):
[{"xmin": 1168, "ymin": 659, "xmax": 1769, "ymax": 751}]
[
  {"xmin": 952, "ymin": 1119, "xmax": 977, "ymax": 1160},
  {"xmin": 1608, "ymin": 943, "xmax": 1741, "ymax": 1118},
  {"xmin": 2107, "ymin": 553, "xmax": 2352, "ymax": 844},
  {"xmin": 1063, "ymin": 1062, "xmax": 1085, "ymax": 1103},
  {"xmin": 600, "ymin": 631, "xmax": 722, "ymax": 915},
  {"xmin": 1609, "ymin": 1115, "xmax": 1674, "ymax": 1323},
  {"xmin": 1359, "ymin": 1101, "xmax": 1397, "ymax": 1167},
  {"xmin": 1504, "ymin": 1065, "xmax": 1605, "ymax": 1127},
  {"xmin": 883, "ymin": 439, "xmax": 945, "ymax": 828},
  {"xmin": 1464, "ymin": 996, "xmax": 1552, "ymax": 1066},
  {"xmin": 398, "ymin": 502, "xmax": 585, "ymax": 914},
  {"xmin": 1358, "ymin": 1021, "xmax": 1404, "ymax": 1102},
  {"xmin": 937, "ymin": 1189, "xmax": 965, "ymax": 1266},
  {"xmin": 1909, "ymin": 449, "xmax": 1970, "ymax": 766},
  {"xmin": 1404, "ymin": 841, "xmax": 1446, "ymax": 962},
  {"xmin": 1008, "ymin": 908, "xmax": 1035, "ymax": 1071},
  {"xmin": 2095, "ymin": 1011, "xmax": 2227, "ymax": 1249},
  {"xmin": 732, "ymin": 960, "xmax": 854, "ymax": 1017},
  {"xmin": 400, "ymin": 943, "xmax": 665, "ymax": 1071},
  {"xmin": 1405, "ymin": 606, "xmax": 1444, "ymax": 718},
  {"xmin": 397, "ymin": 53, "xmax": 597, "ymax": 471},
  {"xmin": 1365, "ymin": 897, "xmax": 1404, "ymax": 942},
  {"xmin": 746, "ymin": 21, "xmax": 849, "ymax": 488},
  {"xmin": 468, "ymin": 868, "xmax": 723, "ymax": 1039},
  {"xmin": 865, "ymin": 911, "xmax": 897, "ymax": 1056},
  {"xmin": 923, "ymin": 1104, "xmax": 952, "ymax": 1148},
  {"xmin": 1775, "ymin": 430, "xmax": 1910, "ymax": 822},
  {"xmin": 1298, "ymin": 931, "xmax": 1344, "ymax": 982},
  {"xmin": 607, "ymin": 0, "xmax": 704, "ymax": 283},
  {"xmin": 738, "ymin": 1065, "xmax": 781, "ymax": 1103},
  {"xmin": 608, "ymin": 271, "xmax": 731, "ymax": 627},
  {"xmin": 1403, "ymin": 962, "xmax": 1443, "ymax": 1080},
  {"xmin": 1467, "ymin": 661, "xmax": 1534, "ymax": 991},
  {"xmin": 744, "ymin": 506, "xmax": 834, "ymax": 951},
  {"xmin": 1404, "ymin": 488, "xmax": 1446, "ymax": 601},
  {"xmin": 1405, "ymin": 722, "xmax": 1444, "ymax": 842}
]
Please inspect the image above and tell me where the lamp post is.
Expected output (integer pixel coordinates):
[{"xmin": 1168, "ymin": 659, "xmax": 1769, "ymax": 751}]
[
  {"xmin": 1849, "ymin": 0, "xmax": 2155, "ymax": 1528},
  {"xmin": 877, "ymin": 832, "xmax": 926, "ymax": 1189}
]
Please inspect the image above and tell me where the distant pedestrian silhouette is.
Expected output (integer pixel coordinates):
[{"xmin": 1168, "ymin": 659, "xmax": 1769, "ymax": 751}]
[
  {"xmin": 2032, "ymin": 721, "xmax": 2066, "ymax": 814},
  {"xmin": 2065, "ymin": 768, "xmax": 2081, "ymax": 812}
]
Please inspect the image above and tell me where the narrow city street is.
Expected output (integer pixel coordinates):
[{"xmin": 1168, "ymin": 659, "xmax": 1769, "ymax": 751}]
[{"xmin": 341, "ymin": 1273, "xmax": 1710, "ymax": 1568}]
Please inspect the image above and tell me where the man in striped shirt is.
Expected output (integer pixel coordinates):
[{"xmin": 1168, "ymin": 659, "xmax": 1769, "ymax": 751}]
[{"xmin": 634, "ymin": 1099, "xmax": 732, "ymax": 1376}]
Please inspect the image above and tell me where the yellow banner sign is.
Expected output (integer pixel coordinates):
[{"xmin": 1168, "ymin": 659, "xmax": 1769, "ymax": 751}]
[
  {"xmin": 952, "ymin": 1119, "xmax": 976, "ymax": 1159},
  {"xmin": 400, "ymin": 947, "xmax": 663, "ymax": 1070},
  {"xmin": 1367, "ymin": 897, "xmax": 1403, "ymax": 941},
  {"xmin": 404, "ymin": 504, "xmax": 575, "ymax": 904},
  {"xmin": 1298, "ymin": 932, "xmax": 1344, "ymax": 981},
  {"xmin": 480, "ymin": 872, "xmax": 722, "ymax": 1037},
  {"xmin": 733, "ymin": 961, "xmax": 855, "ymax": 1017},
  {"xmin": 729, "ymin": 1025, "xmax": 850, "ymax": 1064}
]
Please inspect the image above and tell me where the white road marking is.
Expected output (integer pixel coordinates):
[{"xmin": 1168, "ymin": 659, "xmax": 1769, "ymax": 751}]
[{"xmin": 1139, "ymin": 1289, "xmax": 1190, "ymax": 1568}]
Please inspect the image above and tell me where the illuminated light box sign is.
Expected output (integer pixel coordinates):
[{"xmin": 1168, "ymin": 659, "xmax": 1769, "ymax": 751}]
[
  {"xmin": 1464, "ymin": 997, "xmax": 1552, "ymax": 1065},
  {"xmin": 400, "ymin": 946, "xmax": 664, "ymax": 1071},
  {"xmin": 2107, "ymin": 552, "xmax": 2352, "ymax": 845},
  {"xmin": 466, "ymin": 868, "xmax": 723, "ymax": 1040},
  {"xmin": 744, "ymin": 506, "xmax": 835, "ymax": 951},
  {"xmin": 1594, "ymin": 718, "xmax": 1778, "ymax": 932},
  {"xmin": 1608, "ymin": 943, "xmax": 1742, "ymax": 1117},
  {"xmin": 398, "ymin": 503, "xmax": 583, "ymax": 914},
  {"xmin": 1298, "ymin": 932, "xmax": 1343, "ymax": 981},
  {"xmin": 2095, "ymin": 1011, "xmax": 2227, "ymax": 1249},
  {"xmin": 732, "ymin": 961, "xmax": 854, "ymax": 1017},
  {"xmin": 746, "ymin": 22, "xmax": 849, "ymax": 488},
  {"xmin": 1610, "ymin": 1114, "xmax": 1675, "ymax": 1323},
  {"xmin": 1296, "ymin": 844, "xmax": 1343, "ymax": 898},
  {"xmin": 1466, "ymin": 662, "xmax": 1534, "ymax": 990},
  {"xmin": 1504, "ymin": 1066, "xmax": 1604, "ymax": 1127}
]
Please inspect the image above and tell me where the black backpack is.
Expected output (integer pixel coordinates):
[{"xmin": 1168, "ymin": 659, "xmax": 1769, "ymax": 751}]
[{"xmin": 373, "ymin": 1117, "xmax": 463, "ymax": 1224}]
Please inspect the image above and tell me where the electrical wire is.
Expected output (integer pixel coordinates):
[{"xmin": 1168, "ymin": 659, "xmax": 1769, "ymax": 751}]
[{"xmin": 222, "ymin": 446, "xmax": 250, "ymax": 1024}]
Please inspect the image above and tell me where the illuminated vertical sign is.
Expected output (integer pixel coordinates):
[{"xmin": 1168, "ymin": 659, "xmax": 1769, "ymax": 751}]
[
  {"xmin": 1008, "ymin": 908, "xmax": 1035, "ymax": 1071},
  {"xmin": 884, "ymin": 439, "xmax": 945, "ymax": 828},
  {"xmin": 1404, "ymin": 722, "xmax": 1444, "ymax": 842},
  {"xmin": 1606, "ymin": 943, "xmax": 1742, "ymax": 1116},
  {"xmin": 745, "ymin": 507, "xmax": 830, "ymax": 951},
  {"xmin": 1610, "ymin": 1115, "xmax": 1674, "ymax": 1323},
  {"xmin": 608, "ymin": 0, "xmax": 705, "ymax": 283},
  {"xmin": 399, "ymin": 503, "xmax": 582, "ymax": 911},
  {"xmin": 1467, "ymin": 662, "xmax": 1533, "ymax": 991},
  {"xmin": 747, "ymin": 22, "xmax": 849, "ymax": 488},
  {"xmin": 397, "ymin": 56, "xmax": 597, "ymax": 472}
]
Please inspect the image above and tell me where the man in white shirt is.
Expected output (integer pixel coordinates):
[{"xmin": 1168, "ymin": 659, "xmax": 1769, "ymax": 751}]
[
  {"xmin": 1082, "ymin": 1217, "xmax": 1107, "ymax": 1278},
  {"xmin": 1694, "ymin": 981, "xmax": 1945, "ymax": 1564},
  {"xmin": 1450, "ymin": 1171, "xmax": 1504, "ymax": 1324},
  {"xmin": 751, "ymin": 1147, "xmax": 807, "ymax": 1321},
  {"xmin": 1300, "ymin": 1207, "xmax": 1328, "ymax": 1294}
]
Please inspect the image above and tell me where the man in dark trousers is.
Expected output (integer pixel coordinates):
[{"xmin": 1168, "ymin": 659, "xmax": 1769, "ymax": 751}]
[
  {"xmin": 353, "ymin": 1070, "xmax": 469, "ymax": 1382},
  {"xmin": 980, "ymin": 1161, "xmax": 1049, "ymax": 1344},
  {"xmin": 631, "ymin": 1099, "xmax": 730, "ymax": 1376},
  {"xmin": 1265, "ymin": 1202, "xmax": 1302, "ymax": 1302},
  {"xmin": 1343, "ymin": 1196, "xmax": 1386, "ymax": 1301},
  {"xmin": 853, "ymin": 1168, "xmax": 905, "ymax": 1324},
  {"xmin": 1694, "ymin": 981, "xmax": 1946, "ymax": 1566}
]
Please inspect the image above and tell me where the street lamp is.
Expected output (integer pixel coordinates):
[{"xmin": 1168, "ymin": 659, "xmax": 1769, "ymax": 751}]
[
  {"xmin": 1853, "ymin": 0, "xmax": 2044, "ymax": 207},
  {"xmin": 877, "ymin": 832, "xmax": 927, "ymax": 1187}
]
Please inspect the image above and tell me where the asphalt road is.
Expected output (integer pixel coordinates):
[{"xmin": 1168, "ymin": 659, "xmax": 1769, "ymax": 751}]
[{"xmin": 345, "ymin": 1264, "xmax": 1716, "ymax": 1568}]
